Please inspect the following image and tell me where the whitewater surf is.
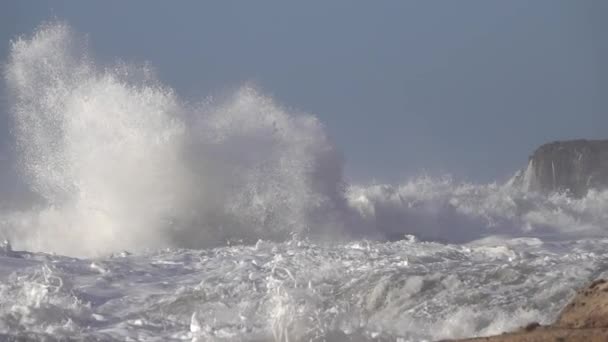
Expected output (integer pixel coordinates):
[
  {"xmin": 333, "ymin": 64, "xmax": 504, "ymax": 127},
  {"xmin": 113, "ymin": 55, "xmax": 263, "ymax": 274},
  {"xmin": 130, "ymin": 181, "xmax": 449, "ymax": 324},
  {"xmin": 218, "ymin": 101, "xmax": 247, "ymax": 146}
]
[{"xmin": 0, "ymin": 22, "xmax": 607, "ymax": 341}]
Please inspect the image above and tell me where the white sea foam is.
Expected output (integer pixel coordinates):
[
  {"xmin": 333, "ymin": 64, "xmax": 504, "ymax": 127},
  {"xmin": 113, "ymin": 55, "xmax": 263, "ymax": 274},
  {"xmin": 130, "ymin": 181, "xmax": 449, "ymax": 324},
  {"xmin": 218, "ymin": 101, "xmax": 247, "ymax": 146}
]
[
  {"xmin": 0, "ymin": 238, "xmax": 605, "ymax": 341},
  {"xmin": 2, "ymin": 23, "xmax": 608, "ymax": 341},
  {"xmin": 347, "ymin": 177, "xmax": 608, "ymax": 243}
]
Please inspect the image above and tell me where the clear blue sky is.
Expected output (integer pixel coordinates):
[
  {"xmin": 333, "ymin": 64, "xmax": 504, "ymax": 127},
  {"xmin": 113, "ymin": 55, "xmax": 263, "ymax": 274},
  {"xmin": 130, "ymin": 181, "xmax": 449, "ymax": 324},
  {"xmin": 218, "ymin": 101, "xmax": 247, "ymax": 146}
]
[{"xmin": 1, "ymin": 1, "xmax": 606, "ymax": 183}]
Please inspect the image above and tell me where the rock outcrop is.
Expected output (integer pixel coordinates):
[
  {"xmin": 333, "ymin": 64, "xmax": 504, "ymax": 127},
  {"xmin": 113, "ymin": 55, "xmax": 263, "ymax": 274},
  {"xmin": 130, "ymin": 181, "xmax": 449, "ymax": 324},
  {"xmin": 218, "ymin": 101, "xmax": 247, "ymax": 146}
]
[
  {"xmin": 450, "ymin": 279, "xmax": 608, "ymax": 342},
  {"xmin": 512, "ymin": 140, "xmax": 608, "ymax": 197}
]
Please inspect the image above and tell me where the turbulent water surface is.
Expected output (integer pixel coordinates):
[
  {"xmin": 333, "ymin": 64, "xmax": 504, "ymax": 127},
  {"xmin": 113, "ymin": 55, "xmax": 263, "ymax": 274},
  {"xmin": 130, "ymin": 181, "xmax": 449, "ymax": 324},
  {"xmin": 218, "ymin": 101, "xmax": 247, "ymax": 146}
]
[
  {"xmin": 1, "ymin": 23, "xmax": 608, "ymax": 341},
  {"xmin": 2, "ymin": 238, "xmax": 608, "ymax": 341}
]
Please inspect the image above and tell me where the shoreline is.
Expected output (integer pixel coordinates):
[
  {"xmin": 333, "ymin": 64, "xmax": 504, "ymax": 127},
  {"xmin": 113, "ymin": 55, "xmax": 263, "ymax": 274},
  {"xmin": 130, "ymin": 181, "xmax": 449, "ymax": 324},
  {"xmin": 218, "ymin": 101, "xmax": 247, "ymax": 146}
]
[{"xmin": 449, "ymin": 279, "xmax": 608, "ymax": 342}]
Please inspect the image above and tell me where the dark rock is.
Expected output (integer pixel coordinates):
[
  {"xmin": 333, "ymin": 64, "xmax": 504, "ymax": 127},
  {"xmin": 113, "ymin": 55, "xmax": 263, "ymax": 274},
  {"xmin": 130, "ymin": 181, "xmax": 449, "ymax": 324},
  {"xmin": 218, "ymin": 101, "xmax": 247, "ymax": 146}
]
[
  {"xmin": 513, "ymin": 140, "xmax": 608, "ymax": 197},
  {"xmin": 523, "ymin": 322, "xmax": 540, "ymax": 332}
]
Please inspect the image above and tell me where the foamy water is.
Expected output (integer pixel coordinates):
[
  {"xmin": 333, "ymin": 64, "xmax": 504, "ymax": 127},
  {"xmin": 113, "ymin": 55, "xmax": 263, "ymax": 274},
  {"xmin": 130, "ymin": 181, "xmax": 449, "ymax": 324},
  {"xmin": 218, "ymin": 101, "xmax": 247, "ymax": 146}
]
[
  {"xmin": 1, "ymin": 238, "xmax": 607, "ymax": 341},
  {"xmin": 1, "ymin": 22, "xmax": 608, "ymax": 341}
]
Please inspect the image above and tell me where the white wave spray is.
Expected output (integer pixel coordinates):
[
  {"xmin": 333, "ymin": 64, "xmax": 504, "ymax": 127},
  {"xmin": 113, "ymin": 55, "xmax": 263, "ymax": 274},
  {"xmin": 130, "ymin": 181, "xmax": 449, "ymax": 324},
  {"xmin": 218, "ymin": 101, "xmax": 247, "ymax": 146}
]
[
  {"xmin": 2, "ymin": 23, "xmax": 347, "ymax": 256},
  {"xmin": 2, "ymin": 23, "xmax": 608, "ymax": 258},
  {"xmin": 347, "ymin": 176, "xmax": 608, "ymax": 243}
]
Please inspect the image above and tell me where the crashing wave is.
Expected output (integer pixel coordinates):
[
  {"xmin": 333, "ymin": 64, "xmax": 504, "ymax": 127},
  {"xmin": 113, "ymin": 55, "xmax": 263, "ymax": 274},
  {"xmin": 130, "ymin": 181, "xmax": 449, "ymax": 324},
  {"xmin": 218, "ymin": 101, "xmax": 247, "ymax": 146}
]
[{"xmin": 2, "ymin": 23, "xmax": 608, "ymax": 257}]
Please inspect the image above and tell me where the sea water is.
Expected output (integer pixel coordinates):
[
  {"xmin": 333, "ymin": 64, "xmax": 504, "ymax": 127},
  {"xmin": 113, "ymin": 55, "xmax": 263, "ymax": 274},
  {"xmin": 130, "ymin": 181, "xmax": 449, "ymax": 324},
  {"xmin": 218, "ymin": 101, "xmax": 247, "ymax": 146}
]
[{"xmin": 1, "ymin": 23, "xmax": 608, "ymax": 341}]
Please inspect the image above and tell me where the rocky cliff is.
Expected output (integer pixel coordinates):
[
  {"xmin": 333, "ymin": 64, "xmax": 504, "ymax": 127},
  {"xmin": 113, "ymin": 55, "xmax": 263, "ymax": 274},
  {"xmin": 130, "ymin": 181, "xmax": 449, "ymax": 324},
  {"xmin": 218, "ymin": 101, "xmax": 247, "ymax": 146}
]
[{"xmin": 513, "ymin": 140, "xmax": 608, "ymax": 197}]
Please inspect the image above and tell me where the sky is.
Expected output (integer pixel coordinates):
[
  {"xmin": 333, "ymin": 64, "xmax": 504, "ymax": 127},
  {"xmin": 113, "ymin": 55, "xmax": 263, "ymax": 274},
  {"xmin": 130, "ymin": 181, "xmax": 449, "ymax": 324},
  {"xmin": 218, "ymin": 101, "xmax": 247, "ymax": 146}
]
[{"xmin": 0, "ymin": 1, "xmax": 606, "ymax": 184}]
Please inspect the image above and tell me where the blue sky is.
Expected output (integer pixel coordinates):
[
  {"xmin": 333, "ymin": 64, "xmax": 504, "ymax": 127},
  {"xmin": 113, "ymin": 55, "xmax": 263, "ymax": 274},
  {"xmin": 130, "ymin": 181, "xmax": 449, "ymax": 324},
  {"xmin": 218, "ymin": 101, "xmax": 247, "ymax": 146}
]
[{"xmin": 1, "ymin": 1, "xmax": 606, "ymax": 183}]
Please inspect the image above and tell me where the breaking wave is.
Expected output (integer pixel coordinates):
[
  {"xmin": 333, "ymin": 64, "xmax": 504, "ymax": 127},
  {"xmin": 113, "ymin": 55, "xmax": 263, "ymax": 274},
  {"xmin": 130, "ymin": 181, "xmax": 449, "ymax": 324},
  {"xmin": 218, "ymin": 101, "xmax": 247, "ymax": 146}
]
[
  {"xmin": 2, "ymin": 22, "xmax": 608, "ymax": 257},
  {"xmin": 2, "ymin": 23, "xmax": 347, "ymax": 256},
  {"xmin": 346, "ymin": 177, "xmax": 608, "ymax": 243}
]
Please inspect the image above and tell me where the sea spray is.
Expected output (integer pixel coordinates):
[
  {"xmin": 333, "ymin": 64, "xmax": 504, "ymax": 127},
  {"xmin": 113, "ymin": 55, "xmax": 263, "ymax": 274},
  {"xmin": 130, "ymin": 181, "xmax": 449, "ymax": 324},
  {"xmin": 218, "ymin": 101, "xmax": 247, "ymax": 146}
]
[
  {"xmin": 346, "ymin": 176, "xmax": 608, "ymax": 243},
  {"xmin": 2, "ymin": 22, "xmax": 608, "ymax": 341},
  {"xmin": 3, "ymin": 23, "xmax": 608, "ymax": 258},
  {"xmin": 3, "ymin": 23, "xmax": 347, "ymax": 256}
]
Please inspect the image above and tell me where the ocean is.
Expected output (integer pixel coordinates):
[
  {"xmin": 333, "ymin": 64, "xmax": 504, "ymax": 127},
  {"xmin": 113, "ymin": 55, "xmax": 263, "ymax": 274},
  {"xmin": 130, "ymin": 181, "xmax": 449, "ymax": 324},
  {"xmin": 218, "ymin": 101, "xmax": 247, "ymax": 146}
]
[{"xmin": 1, "ymin": 22, "xmax": 607, "ymax": 341}]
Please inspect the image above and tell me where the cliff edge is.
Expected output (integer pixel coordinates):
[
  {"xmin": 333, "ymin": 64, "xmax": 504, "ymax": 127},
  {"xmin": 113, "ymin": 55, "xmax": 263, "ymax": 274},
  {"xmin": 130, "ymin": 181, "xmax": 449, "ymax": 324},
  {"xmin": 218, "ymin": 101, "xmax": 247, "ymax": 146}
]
[{"xmin": 512, "ymin": 139, "xmax": 608, "ymax": 197}]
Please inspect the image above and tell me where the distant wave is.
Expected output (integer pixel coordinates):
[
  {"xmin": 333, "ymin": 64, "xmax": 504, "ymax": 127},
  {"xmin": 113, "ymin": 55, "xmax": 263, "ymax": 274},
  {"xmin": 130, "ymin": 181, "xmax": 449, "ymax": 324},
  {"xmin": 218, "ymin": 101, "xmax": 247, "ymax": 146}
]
[
  {"xmin": 2, "ymin": 22, "xmax": 608, "ymax": 256},
  {"xmin": 347, "ymin": 176, "xmax": 608, "ymax": 243}
]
